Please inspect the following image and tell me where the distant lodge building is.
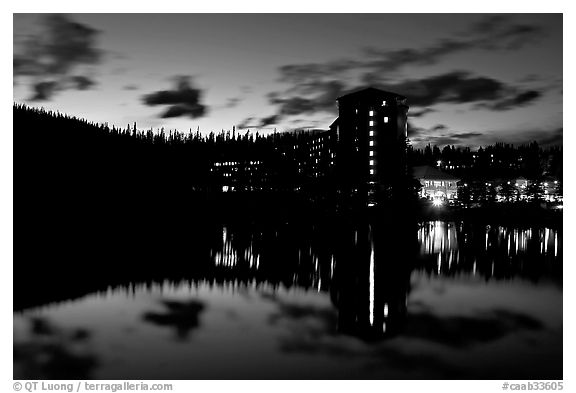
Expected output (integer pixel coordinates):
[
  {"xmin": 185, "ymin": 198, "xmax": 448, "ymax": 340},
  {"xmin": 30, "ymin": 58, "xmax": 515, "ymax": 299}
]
[
  {"xmin": 210, "ymin": 87, "xmax": 409, "ymax": 207},
  {"xmin": 210, "ymin": 128, "xmax": 338, "ymax": 192},
  {"xmin": 413, "ymin": 165, "xmax": 459, "ymax": 201},
  {"xmin": 208, "ymin": 87, "xmax": 561, "ymax": 207}
]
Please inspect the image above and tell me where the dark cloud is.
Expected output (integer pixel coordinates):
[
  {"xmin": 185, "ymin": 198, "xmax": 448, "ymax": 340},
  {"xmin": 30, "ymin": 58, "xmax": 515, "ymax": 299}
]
[
  {"xmin": 276, "ymin": 15, "xmax": 543, "ymax": 89},
  {"xmin": 499, "ymin": 127, "xmax": 563, "ymax": 147},
  {"xmin": 70, "ymin": 75, "xmax": 96, "ymax": 91},
  {"xmin": 236, "ymin": 117, "xmax": 255, "ymax": 129},
  {"xmin": 265, "ymin": 15, "xmax": 545, "ymax": 123},
  {"xmin": 224, "ymin": 96, "xmax": 242, "ymax": 108},
  {"xmin": 479, "ymin": 90, "xmax": 541, "ymax": 111},
  {"xmin": 409, "ymin": 108, "xmax": 435, "ymax": 118},
  {"xmin": 382, "ymin": 72, "xmax": 503, "ymax": 107},
  {"xmin": 409, "ymin": 122, "xmax": 485, "ymax": 147},
  {"xmin": 31, "ymin": 81, "xmax": 59, "ymax": 101},
  {"xmin": 378, "ymin": 71, "xmax": 543, "ymax": 110},
  {"xmin": 473, "ymin": 17, "xmax": 543, "ymax": 50},
  {"xmin": 237, "ymin": 114, "xmax": 280, "ymax": 129},
  {"xmin": 450, "ymin": 132, "xmax": 484, "ymax": 140},
  {"xmin": 421, "ymin": 133, "xmax": 485, "ymax": 146},
  {"xmin": 538, "ymin": 128, "xmax": 563, "ymax": 147},
  {"xmin": 258, "ymin": 80, "xmax": 344, "ymax": 125},
  {"xmin": 14, "ymin": 14, "xmax": 103, "ymax": 101},
  {"xmin": 142, "ymin": 76, "xmax": 208, "ymax": 119},
  {"xmin": 259, "ymin": 114, "xmax": 281, "ymax": 127},
  {"xmin": 431, "ymin": 124, "xmax": 448, "ymax": 132}
]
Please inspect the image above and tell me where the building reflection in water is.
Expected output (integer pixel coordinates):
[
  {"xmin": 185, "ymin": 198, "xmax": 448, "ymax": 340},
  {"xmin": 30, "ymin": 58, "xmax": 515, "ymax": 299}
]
[
  {"xmin": 329, "ymin": 222, "xmax": 414, "ymax": 340},
  {"xmin": 204, "ymin": 220, "xmax": 560, "ymax": 340}
]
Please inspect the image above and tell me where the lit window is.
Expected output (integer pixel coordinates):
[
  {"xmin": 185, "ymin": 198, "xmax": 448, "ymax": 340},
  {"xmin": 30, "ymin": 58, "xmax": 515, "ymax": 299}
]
[
  {"xmin": 382, "ymin": 100, "xmax": 386, "ymax": 106},
  {"xmin": 369, "ymin": 130, "xmax": 375, "ymax": 136},
  {"xmin": 369, "ymin": 140, "xmax": 374, "ymax": 146},
  {"xmin": 369, "ymin": 110, "xmax": 374, "ymax": 116},
  {"xmin": 370, "ymin": 160, "xmax": 375, "ymax": 166},
  {"xmin": 369, "ymin": 121, "xmax": 374, "ymax": 126},
  {"xmin": 369, "ymin": 150, "xmax": 374, "ymax": 156},
  {"xmin": 355, "ymin": 109, "xmax": 358, "ymax": 114},
  {"xmin": 384, "ymin": 117, "xmax": 389, "ymax": 123},
  {"xmin": 370, "ymin": 169, "xmax": 375, "ymax": 175}
]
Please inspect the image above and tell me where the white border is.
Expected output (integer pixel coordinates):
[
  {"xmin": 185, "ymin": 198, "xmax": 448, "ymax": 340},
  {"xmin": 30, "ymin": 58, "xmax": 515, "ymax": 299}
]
[{"xmin": 3, "ymin": 2, "xmax": 571, "ymax": 392}]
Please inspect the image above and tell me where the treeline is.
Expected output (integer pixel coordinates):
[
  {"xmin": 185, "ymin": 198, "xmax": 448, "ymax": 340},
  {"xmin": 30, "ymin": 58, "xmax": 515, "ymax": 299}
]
[
  {"xmin": 14, "ymin": 104, "xmax": 333, "ymax": 274},
  {"xmin": 409, "ymin": 142, "xmax": 562, "ymax": 180},
  {"xmin": 14, "ymin": 103, "xmax": 325, "ymax": 184}
]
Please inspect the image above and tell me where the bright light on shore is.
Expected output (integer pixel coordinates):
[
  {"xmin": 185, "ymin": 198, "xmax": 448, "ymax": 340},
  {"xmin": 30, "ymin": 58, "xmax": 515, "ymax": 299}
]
[{"xmin": 432, "ymin": 199, "xmax": 443, "ymax": 207}]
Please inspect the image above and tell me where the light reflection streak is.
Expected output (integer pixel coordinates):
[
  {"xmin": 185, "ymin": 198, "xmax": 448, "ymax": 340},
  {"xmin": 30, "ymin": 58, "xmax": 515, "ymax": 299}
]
[
  {"xmin": 209, "ymin": 222, "xmax": 560, "ymax": 291},
  {"xmin": 369, "ymin": 233, "xmax": 375, "ymax": 326}
]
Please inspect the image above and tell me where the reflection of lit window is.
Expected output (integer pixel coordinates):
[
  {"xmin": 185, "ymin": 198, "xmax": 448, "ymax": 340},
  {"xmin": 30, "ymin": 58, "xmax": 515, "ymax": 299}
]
[
  {"xmin": 370, "ymin": 159, "xmax": 375, "ymax": 166},
  {"xmin": 369, "ymin": 140, "xmax": 374, "ymax": 146},
  {"xmin": 369, "ymin": 150, "xmax": 374, "ymax": 156},
  {"xmin": 384, "ymin": 117, "xmax": 389, "ymax": 123},
  {"xmin": 369, "ymin": 120, "xmax": 374, "ymax": 126},
  {"xmin": 369, "ymin": 130, "xmax": 375, "ymax": 136},
  {"xmin": 369, "ymin": 110, "xmax": 374, "ymax": 116},
  {"xmin": 382, "ymin": 100, "xmax": 386, "ymax": 106}
]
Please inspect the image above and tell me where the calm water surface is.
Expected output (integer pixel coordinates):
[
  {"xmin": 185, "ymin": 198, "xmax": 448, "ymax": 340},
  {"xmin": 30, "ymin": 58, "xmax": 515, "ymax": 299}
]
[{"xmin": 14, "ymin": 221, "xmax": 562, "ymax": 379}]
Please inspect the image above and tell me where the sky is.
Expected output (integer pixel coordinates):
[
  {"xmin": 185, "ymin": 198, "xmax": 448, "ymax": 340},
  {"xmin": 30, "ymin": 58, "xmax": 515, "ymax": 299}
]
[{"xmin": 13, "ymin": 13, "xmax": 562, "ymax": 148}]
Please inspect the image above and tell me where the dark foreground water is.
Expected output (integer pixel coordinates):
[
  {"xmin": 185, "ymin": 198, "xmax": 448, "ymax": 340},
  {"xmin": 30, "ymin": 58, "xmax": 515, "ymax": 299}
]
[{"xmin": 14, "ymin": 221, "xmax": 562, "ymax": 379}]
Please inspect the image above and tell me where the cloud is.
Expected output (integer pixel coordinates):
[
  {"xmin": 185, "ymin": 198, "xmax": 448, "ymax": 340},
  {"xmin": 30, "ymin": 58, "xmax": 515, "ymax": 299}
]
[
  {"xmin": 238, "ymin": 114, "xmax": 280, "ymax": 129},
  {"xmin": 276, "ymin": 15, "xmax": 543, "ymax": 88},
  {"xmin": 378, "ymin": 71, "xmax": 543, "ymax": 110},
  {"xmin": 70, "ymin": 75, "xmax": 96, "ymax": 91},
  {"xmin": 123, "ymin": 84, "xmax": 139, "ymax": 91},
  {"xmin": 409, "ymin": 108, "xmax": 435, "ymax": 118},
  {"xmin": 409, "ymin": 122, "xmax": 486, "ymax": 147},
  {"xmin": 236, "ymin": 117, "xmax": 255, "ymax": 129},
  {"xmin": 30, "ymin": 81, "xmax": 60, "ymax": 101},
  {"xmin": 478, "ymin": 90, "xmax": 541, "ymax": 111},
  {"xmin": 431, "ymin": 124, "xmax": 448, "ymax": 132},
  {"xmin": 263, "ymin": 15, "xmax": 546, "ymax": 123},
  {"xmin": 253, "ymin": 80, "xmax": 345, "ymax": 126},
  {"xmin": 468, "ymin": 15, "xmax": 543, "ymax": 50},
  {"xmin": 142, "ymin": 76, "xmax": 208, "ymax": 119},
  {"xmin": 494, "ymin": 127, "xmax": 563, "ymax": 147},
  {"xmin": 224, "ymin": 97, "xmax": 242, "ymax": 108},
  {"xmin": 14, "ymin": 14, "xmax": 103, "ymax": 101},
  {"xmin": 538, "ymin": 128, "xmax": 563, "ymax": 147}
]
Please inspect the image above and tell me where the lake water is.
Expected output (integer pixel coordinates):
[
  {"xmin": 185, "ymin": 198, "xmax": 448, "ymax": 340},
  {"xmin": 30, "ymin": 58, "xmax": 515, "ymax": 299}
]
[{"xmin": 14, "ymin": 221, "xmax": 562, "ymax": 379}]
